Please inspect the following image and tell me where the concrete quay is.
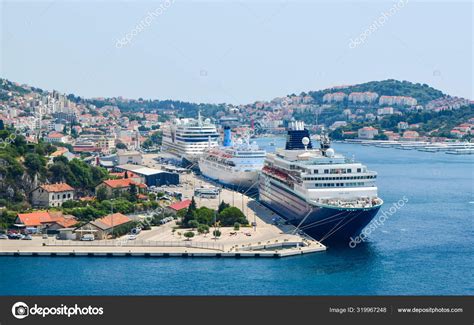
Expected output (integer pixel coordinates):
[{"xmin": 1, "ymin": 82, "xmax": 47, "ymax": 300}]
[{"xmin": 0, "ymin": 237, "xmax": 325, "ymax": 258}]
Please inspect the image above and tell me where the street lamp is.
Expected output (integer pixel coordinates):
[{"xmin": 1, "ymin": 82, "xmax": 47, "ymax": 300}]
[
  {"xmin": 213, "ymin": 210, "xmax": 217, "ymax": 240},
  {"xmin": 110, "ymin": 199, "xmax": 115, "ymax": 238}
]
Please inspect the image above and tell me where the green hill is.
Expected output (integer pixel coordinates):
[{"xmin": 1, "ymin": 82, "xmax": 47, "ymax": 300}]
[{"xmin": 308, "ymin": 79, "xmax": 445, "ymax": 105}]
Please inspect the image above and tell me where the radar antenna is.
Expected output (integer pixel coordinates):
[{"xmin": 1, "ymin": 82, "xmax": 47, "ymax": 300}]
[
  {"xmin": 302, "ymin": 137, "xmax": 310, "ymax": 151},
  {"xmin": 320, "ymin": 128, "xmax": 331, "ymax": 156}
]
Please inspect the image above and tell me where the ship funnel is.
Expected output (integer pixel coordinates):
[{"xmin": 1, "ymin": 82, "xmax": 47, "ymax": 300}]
[
  {"xmin": 285, "ymin": 121, "xmax": 313, "ymax": 150},
  {"xmin": 223, "ymin": 126, "xmax": 232, "ymax": 147}
]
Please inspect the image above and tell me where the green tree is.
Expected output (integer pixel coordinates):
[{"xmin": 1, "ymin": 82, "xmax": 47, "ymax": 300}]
[
  {"xmin": 181, "ymin": 197, "xmax": 197, "ymax": 227},
  {"xmin": 0, "ymin": 210, "xmax": 18, "ymax": 229},
  {"xmin": 183, "ymin": 231, "xmax": 195, "ymax": 240},
  {"xmin": 189, "ymin": 197, "xmax": 197, "ymax": 211},
  {"xmin": 212, "ymin": 229, "xmax": 221, "ymax": 238},
  {"xmin": 116, "ymin": 142, "xmax": 127, "ymax": 149},
  {"xmin": 188, "ymin": 220, "xmax": 199, "ymax": 230},
  {"xmin": 218, "ymin": 207, "xmax": 248, "ymax": 226},
  {"xmin": 24, "ymin": 153, "xmax": 45, "ymax": 176},
  {"xmin": 129, "ymin": 184, "xmax": 138, "ymax": 202},
  {"xmin": 195, "ymin": 207, "xmax": 215, "ymax": 225},
  {"xmin": 48, "ymin": 161, "xmax": 67, "ymax": 180},
  {"xmin": 217, "ymin": 201, "xmax": 230, "ymax": 213},
  {"xmin": 53, "ymin": 155, "xmax": 69, "ymax": 165},
  {"xmin": 149, "ymin": 131, "xmax": 163, "ymax": 146},
  {"xmin": 197, "ymin": 224, "xmax": 209, "ymax": 234},
  {"xmin": 181, "ymin": 209, "xmax": 196, "ymax": 228},
  {"xmin": 96, "ymin": 186, "xmax": 108, "ymax": 201}
]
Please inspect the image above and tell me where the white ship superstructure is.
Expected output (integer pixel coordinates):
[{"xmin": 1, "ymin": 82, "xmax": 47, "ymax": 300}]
[
  {"xmin": 199, "ymin": 127, "xmax": 266, "ymax": 190},
  {"xmin": 162, "ymin": 112, "xmax": 219, "ymax": 163}
]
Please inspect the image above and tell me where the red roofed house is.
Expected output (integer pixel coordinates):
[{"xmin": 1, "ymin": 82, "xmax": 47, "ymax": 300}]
[
  {"xmin": 358, "ymin": 126, "xmax": 379, "ymax": 139},
  {"xmin": 402, "ymin": 130, "xmax": 420, "ymax": 140},
  {"xmin": 95, "ymin": 178, "xmax": 146, "ymax": 198},
  {"xmin": 15, "ymin": 211, "xmax": 78, "ymax": 232},
  {"xmin": 44, "ymin": 131, "xmax": 68, "ymax": 144},
  {"xmin": 46, "ymin": 211, "xmax": 78, "ymax": 231},
  {"xmin": 167, "ymin": 199, "xmax": 192, "ymax": 213},
  {"xmin": 15, "ymin": 211, "xmax": 52, "ymax": 231},
  {"xmin": 75, "ymin": 213, "xmax": 132, "ymax": 239},
  {"xmin": 31, "ymin": 183, "xmax": 75, "ymax": 207},
  {"xmin": 450, "ymin": 129, "xmax": 464, "ymax": 138}
]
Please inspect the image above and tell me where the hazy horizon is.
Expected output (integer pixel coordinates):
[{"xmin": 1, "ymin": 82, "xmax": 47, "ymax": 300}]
[{"xmin": 1, "ymin": 0, "xmax": 472, "ymax": 104}]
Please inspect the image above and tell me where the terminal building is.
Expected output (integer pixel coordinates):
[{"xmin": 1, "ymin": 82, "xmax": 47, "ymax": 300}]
[
  {"xmin": 114, "ymin": 164, "xmax": 179, "ymax": 187},
  {"xmin": 99, "ymin": 151, "xmax": 143, "ymax": 169}
]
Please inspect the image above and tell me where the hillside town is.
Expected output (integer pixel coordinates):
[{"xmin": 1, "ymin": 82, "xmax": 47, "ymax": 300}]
[{"xmin": 1, "ymin": 79, "xmax": 473, "ymax": 155}]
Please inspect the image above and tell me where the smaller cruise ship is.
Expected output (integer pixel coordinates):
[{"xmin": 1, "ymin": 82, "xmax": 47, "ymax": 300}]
[
  {"xmin": 199, "ymin": 127, "xmax": 266, "ymax": 191},
  {"xmin": 161, "ymin": 112, "xmax": 219, "ymax": 165}
]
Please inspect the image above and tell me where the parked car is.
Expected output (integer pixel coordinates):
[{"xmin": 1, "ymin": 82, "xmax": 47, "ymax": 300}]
[
  {"xmin": 80, "ymin": 234, "xmax": 95, "ymax": 241},
  {"xmin": 127, "ymin": 234, "xmax": 137, "ymax": 240},
  {"xmin": 21, "ymin": 234, "xmax": 32, "ymax": 240},
  {"xmin": 159, "ymin": 217, "xmax": 174, "ymax": 225},
  {"xmin": 0, "ymin": 234, "xmax": 8, "ymax": 240},
  {"xmin": 7, "ymin": 233, "xmax": 22, "ymax": 240}
]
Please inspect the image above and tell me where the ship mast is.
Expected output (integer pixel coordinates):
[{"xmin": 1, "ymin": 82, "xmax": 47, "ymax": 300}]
[
  {"xmin": 319, "ymin": 128, "xmax": 331, "ymax": 156},
  {"xmin": 197, "ymin": 109, "xmax": 202, "ymax": 127}
]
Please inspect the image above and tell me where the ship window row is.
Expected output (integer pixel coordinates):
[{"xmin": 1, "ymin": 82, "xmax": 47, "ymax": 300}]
[
  {"xmin": 312, "ymin": 182, "xmax": 366, "ymax": 188},
  {"xmin": 235, "ymin": 153, "xmax": 266, "ymax": 156},
  {"xmin": 309, "ymin": 168, "xmax": 364, "ymax": 174},
  {"xmin": 313, "ymin": 168, "xmax": 366, "ymax": 174},
  {"xmin": 304, "ymin": 175, "xmax": 376, "ymax": 181}
]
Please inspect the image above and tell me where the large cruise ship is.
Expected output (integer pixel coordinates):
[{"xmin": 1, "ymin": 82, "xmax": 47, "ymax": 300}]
[
  {"xmin": 162, "ymin": 112, "xmax": 219, "ymax": 164},
  {"xmin": 259, "ymin": 121, "xmax": 383, "ymax": 244},
  {"xmin": 199, "ymin": 127, "xmax": 266, "ymax": 191}
]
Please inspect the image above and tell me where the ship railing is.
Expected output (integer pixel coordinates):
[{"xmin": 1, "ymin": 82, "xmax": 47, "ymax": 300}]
[
  {"xmin": 314, "ymin": 197, "xmax": 383, "ymax": 209},
  {"xmin": 46, "ymin": 239, "xmax": 225, "ymax": 252}
]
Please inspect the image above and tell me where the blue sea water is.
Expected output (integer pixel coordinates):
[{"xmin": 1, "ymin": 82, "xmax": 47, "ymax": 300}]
[{"xmin": 0, "ymin": 141, "xmax": 473, "ymax": 295}]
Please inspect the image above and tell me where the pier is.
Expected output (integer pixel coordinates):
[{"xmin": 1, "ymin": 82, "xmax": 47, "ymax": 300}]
[
  {"xmin": 0, "ymin": 237, "xmax": 325, "ymax": 258},
  {"xmin": 343, "ymin": 139, "xmax": 474, "ymax": 154}
]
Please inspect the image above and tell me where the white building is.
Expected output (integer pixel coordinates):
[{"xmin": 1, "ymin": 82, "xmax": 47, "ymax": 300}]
[
  {"xmin": 377, "ymin": 107, "xmax": 394, "ymax": 115},
  {"xmin": 31, "ymin": 183, "xmax": 75, "ymax": 207},
  {"xmin": 348, "ymin": 92, "xmax": 379, "ymax": 104},
  {"xmin": 116, "ymin": 150, "xmax": 143, "ymax": 165},
  {"xmin": 322, "ymin": 92, "xmax": 347, "ymax": 103},
  {"xmin": 358, "ymin": 127, "xmax": 379, "ymax": 139},
  {"xmin": 44, "ymin": 132, "xmax": 68, "ymax": 143}
]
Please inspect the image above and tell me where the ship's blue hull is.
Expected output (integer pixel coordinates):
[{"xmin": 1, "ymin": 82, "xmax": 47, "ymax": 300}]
[{"xmin": 259, "ymin": 178, "xmax": 381, "ymax": 244}]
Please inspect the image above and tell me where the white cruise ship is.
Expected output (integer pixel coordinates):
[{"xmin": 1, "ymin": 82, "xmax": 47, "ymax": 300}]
[
  {"xmin": 259, "ymin": 121, "xmax": 383, "ymax": 244},
  {"xmin": 162, "ymin": 112, "xmax": 219, "ymax": 164},
  {"xmin": 199, "ymin": 127, "xmax": 266, "ymax": 190}
]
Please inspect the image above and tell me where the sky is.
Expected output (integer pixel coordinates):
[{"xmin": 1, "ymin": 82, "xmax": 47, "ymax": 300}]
[{"xmin": 1, "ymin": 0, "xmax": 472, "ymax": 104}]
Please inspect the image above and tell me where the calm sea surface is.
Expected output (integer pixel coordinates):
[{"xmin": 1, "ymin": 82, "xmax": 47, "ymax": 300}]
[{"xmin": 1, "ymin": 140, "xmax": 473, "ymax": 295}]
